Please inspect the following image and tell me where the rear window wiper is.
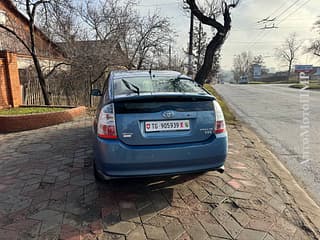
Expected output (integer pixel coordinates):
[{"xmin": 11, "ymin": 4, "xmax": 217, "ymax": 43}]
[{"xmin": 121, "ymin": 79, "xmax": 140, "ymax": 95}]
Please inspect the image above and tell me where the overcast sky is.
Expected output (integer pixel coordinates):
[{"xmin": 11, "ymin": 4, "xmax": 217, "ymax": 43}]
[{"xmin": 137, "ymin": 0, "xmax": 319, "ymax": 71}]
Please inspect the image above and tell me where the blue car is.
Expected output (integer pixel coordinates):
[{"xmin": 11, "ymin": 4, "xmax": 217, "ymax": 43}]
[{"xmin": 92, "ymin": 70, "xmax": 227, "ymax": 180}]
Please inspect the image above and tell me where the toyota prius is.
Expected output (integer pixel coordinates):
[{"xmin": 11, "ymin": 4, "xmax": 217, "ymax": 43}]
[{"xmin": 92, "ymin": 70, "xmax": 227, "ymax": 180}]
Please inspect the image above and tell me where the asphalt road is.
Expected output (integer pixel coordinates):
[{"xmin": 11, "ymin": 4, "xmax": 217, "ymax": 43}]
[{"xmin": 215, "ymin": 84, "xmax": 320, "ymax": 204}]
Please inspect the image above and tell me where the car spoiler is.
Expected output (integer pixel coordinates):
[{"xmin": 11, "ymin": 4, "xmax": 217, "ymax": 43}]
[{"xmin": 113, "ymin": 93, "xmax": 216, "ymax": 103}]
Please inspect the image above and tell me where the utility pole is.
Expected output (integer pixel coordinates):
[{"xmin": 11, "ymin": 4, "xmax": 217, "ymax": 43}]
[
  {"xmin": 197, "ymin": 21, "xmax": 202, "ymax": 71},
  {"xmin": 187, "ymin": 11, "xmax": 194, "ymax": 77},
  {"xmin": 169, "ymin": 44, "xmax": 172, "ymax": 70},
  {"xmin": 183, "ymin": 1, "xmax": 194, "ymax": 77},
  {"xmin": 89, "ymin": 65, "xmax": 93, "ymax": 107}
]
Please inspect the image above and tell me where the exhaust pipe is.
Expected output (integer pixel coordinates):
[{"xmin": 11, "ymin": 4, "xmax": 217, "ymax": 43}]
[{"xmin": 217, "ymin": 165, "xmax": 225, "ymax": 174}]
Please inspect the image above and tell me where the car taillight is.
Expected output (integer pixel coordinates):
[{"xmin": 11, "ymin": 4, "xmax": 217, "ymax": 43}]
[
  {"xmin": 213, "ymin": 101, "xmax": 226, "ymax": 134},
  {"xmin": 97, "ymin": 103, "xmax": 117, "ymax": 139}
]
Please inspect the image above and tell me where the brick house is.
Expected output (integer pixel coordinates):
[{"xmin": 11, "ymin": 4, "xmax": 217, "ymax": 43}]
[
  {"xmin": 0, "ymin": 0, "xmax": 64, "ymax": 108},
  {"xmin": 0, "ymin": 1, "xmax": 130, "ymax": 108},
  {"xmin": 0, "ymin": 0, "xmax": 63, "ymax": 58}
]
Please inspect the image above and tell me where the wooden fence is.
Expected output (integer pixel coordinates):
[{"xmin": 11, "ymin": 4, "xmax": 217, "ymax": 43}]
[{"xmin": 19, "ymin": 68, "xmax": 101, "ymax": 107}]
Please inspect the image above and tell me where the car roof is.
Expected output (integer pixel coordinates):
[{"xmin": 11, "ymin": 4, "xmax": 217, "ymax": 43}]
[{"xmin": 111, "ymin": 70, "xmax": 191, "ymax": 80}]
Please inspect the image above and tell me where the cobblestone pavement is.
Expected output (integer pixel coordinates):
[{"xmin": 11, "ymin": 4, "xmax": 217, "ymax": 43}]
[{"xmin": 0, "ymin": 116, "xmax": 319, "ymax": 240}]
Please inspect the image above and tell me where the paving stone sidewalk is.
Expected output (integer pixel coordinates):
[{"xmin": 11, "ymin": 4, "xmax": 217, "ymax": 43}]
[{"xmin": 0, "ymin": 116, "xmax": 319, "ymax": 240}]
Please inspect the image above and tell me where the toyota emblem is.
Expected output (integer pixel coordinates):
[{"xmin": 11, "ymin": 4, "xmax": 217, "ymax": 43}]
[{"xmin": 162, "ymin": 111, "xmax": 175, "ymax": 119}]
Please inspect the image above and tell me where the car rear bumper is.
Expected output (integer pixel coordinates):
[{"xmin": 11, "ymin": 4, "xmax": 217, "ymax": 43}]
[{"xmin": 94, "ymin": 133, "xmax": 228, "ymax": 178}]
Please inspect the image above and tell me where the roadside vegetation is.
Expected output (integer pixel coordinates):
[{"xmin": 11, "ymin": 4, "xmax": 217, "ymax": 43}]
[
  {"xmin": 0, "ymin": 107, "xmax": 66, "ymax": 116},
  {"xmin": 204, "ymin": 84, "xmax": 236, "ymax": 124},
  {"xmin": 249, "ymin": 80, "xmax": 299, "ymax": 84},
  {"xmin": 289, "ymin": 83, "xmax": 320, "ymax": 90}
]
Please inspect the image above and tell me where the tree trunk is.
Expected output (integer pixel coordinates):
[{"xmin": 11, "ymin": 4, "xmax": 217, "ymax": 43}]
[
  {"xmin": 288, "ymin": 61, "xmax": 292, "ymax": 81},
  {"xmin": 137, "ymin": 57, "xmax": 144, "ymax": 70},
  {"xmin": 196, "ymin": 22, "xmax": 201, "ymax": 71},
  {"xmin": 31, "ymin": 54, "xmax": 51, "ymax": 105},
  {"xmin": 194, "ymin": 33, "xmax": 224, "ymax": 85},
  {"xmin": 186, "ymin": 0, "xmax": 237, "ymax": 85}
]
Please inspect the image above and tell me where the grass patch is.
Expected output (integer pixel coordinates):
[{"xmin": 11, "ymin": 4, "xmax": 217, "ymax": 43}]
[
  {"xmin": 289, "ymin": 84, "xmax": 320, "ymax": 90},
  {"xmin": 249, "ymin": 80, "xmax": 300, "ymax": 84},
  {"xmin": 0, "ymin": 107, "xmax": 67, "ymax": 116},
  {"xmin": 204, "ymin": 84, "xmax": 236, "ymax": 124},
  {"xmin": 272, "ymin": 80, "xmax": 299, "ymax": 84},
  {"xmin": 289, "ymin": 84, "xmax": 305, "ymax": 89},
  {"xmin": 309, "ymin": 84, "xmax": 320, "ymax": 89}
]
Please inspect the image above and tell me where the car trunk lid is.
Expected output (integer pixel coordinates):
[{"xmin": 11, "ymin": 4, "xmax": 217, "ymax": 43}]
[{"xmin": 114, "ymin": 96, "xmax": 215, "ymax": 146}]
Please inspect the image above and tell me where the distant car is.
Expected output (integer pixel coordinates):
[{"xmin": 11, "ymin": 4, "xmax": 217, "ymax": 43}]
[
  {"xmin": 239, "ymin": 76, "xmax": 248, "ymax": 84},
  {"xmin": 91, "ymin": 70, "xmax": 227, "ymax": 180}
]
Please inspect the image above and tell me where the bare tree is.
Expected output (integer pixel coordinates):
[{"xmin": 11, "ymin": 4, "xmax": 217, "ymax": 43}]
[
  {"xmin": 47, "ymin": 0, "xmax": 136, "ymax": 106},
  {"xmin": 276, "ymin": 33, "xmax": 301, "ymax": 81},
  {"xmin": 193, "ymin": 20, "xmax": 207, "ymax": 72},
  {"xmin": 79, "ymin": 0, "xmax": 136, "ymax": 42},
  {"xmin": 233, "ymin": 52, "xmax": 266, "ymax": 82},
  {"xmin": 0, "ymin": 0, "xmax": 67, "ymax": 105},
  {"xmin": 169, "ymin": 53, "xmax": 185, "ymax": 72},
  {"xmin": 185, "ymin": 0, "xmax": 239, "ymax": 85},
  {"xmin": 123, "ymin": 13, "xmax": 174, "ymax": 70},
  {"xmin": 38, "ymin": 0, "xmax": 79, "ymax": 43},
  {"xmin": 307, "ymin": 18, "xmax": 320, "ymax": 57},
  {"xmin": 232, "ymin": 52, "xmax": 252, "ymax": 83},
  {"xmin": 308, "ymin": 40, "xmax": 320, "ymax": 57},
  {"xmin": 209, "ymin": 50, "xmax": 221, "ymax": 82}
]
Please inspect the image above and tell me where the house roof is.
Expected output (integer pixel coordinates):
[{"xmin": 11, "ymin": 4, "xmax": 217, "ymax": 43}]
[
  {"xmin": 57, "ymin": 40, "xmax": 129, "ymax": 65},
  {"xmin": 1, "ymin": 0, "xmax": 64, "ymax": 58}
]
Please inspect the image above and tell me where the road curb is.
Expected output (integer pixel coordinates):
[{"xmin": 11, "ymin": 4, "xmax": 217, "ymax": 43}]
[{"xmin": 237, "ymin": 124, "xmax": 320, "ymax": 238}]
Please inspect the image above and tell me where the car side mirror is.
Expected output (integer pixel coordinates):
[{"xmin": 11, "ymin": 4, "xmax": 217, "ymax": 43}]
[{"xmin": 91, "ymin": 89, "xmax": 102, "ymax": 96}]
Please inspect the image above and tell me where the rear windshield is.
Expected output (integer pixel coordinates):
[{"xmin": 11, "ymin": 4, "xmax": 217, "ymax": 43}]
[
  {"xmin": 113, "ymin": 76, "xmax": 207, "ymax": 96},
  {"xmin": 115, "ymin": 100, "xmax": 214, "ymax": 114}
]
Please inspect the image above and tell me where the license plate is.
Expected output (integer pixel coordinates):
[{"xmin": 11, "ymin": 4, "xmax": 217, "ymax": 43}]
[{"xmin": 145, "ymin": 120, "xmax": 190, "ymax": 132}]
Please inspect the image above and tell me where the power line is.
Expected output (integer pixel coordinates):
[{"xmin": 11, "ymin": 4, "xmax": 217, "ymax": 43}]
[
  {"xmin": 277, "ymin": 0, "xmax": 313, "ymax": 25},
  {"xmin": 267, "ymin": 1, "xmax": 290, "ymax": 18},
  {"xmin": 252, "ymin": 1, "xmax": 296, "ymax": 48},
  {"xmin": 274, "ymin": 0, "xmax": 301, "ymax": 20},
  {"xmin": 249, "ymin": 0, "xmax": 312, "ymax": 49},
  {"xmin": 256, "ymin": 0, "xmax": 303, "ymax": 30}
]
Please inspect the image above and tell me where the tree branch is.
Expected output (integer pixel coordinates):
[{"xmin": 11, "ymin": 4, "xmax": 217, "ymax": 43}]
[
  {"xmin": 90, "ymin": 64, "xmax": 109, "ymax": 85},
  {"xmin": 31, "ymin": 0, "xmax": 50, "ymax": 18},
  {"xmin": 0, "ymin": 24, "xmax": 32, "ymax": 55},
  {"xmin": 44, "ymin": 62, "xmax": 71, "ymax": 79},
  {"xmin": 186, "ymin": 0, "xmax": 224, "ymax": 32}
]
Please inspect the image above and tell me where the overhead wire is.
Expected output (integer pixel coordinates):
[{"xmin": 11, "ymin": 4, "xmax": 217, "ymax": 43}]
[
  {"xmin": 243, "ymin": 0, "xmax": 312, "ymax": 49},
  {"xmin": 247, "ymin": 0, "xmax": 296, "ymax": 49},
  {"xmin": 264, "ymin": 0, "xmax": 291, "ymax": 20},
  {"xmin": 277, "ymin": 0, "xmax": 313, "ymax": 25},
  {"xmin": 273, "ymin": 0, "xmax": 302, "ymax": 20}
]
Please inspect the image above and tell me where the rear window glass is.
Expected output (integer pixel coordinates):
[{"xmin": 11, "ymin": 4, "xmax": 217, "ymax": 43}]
[
  {"xmin": 115, "ymin": 100, "xmax": 214, "ymax": 114},
  {"xmin": 113, "ymin": 76, "xmax": 207, "ymax": 96}
]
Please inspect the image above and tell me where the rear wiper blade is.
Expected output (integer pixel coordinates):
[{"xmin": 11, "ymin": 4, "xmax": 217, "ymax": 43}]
[{"xmin": 121, "ymin": 79, "xmax": 140, "ymax": 95}]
